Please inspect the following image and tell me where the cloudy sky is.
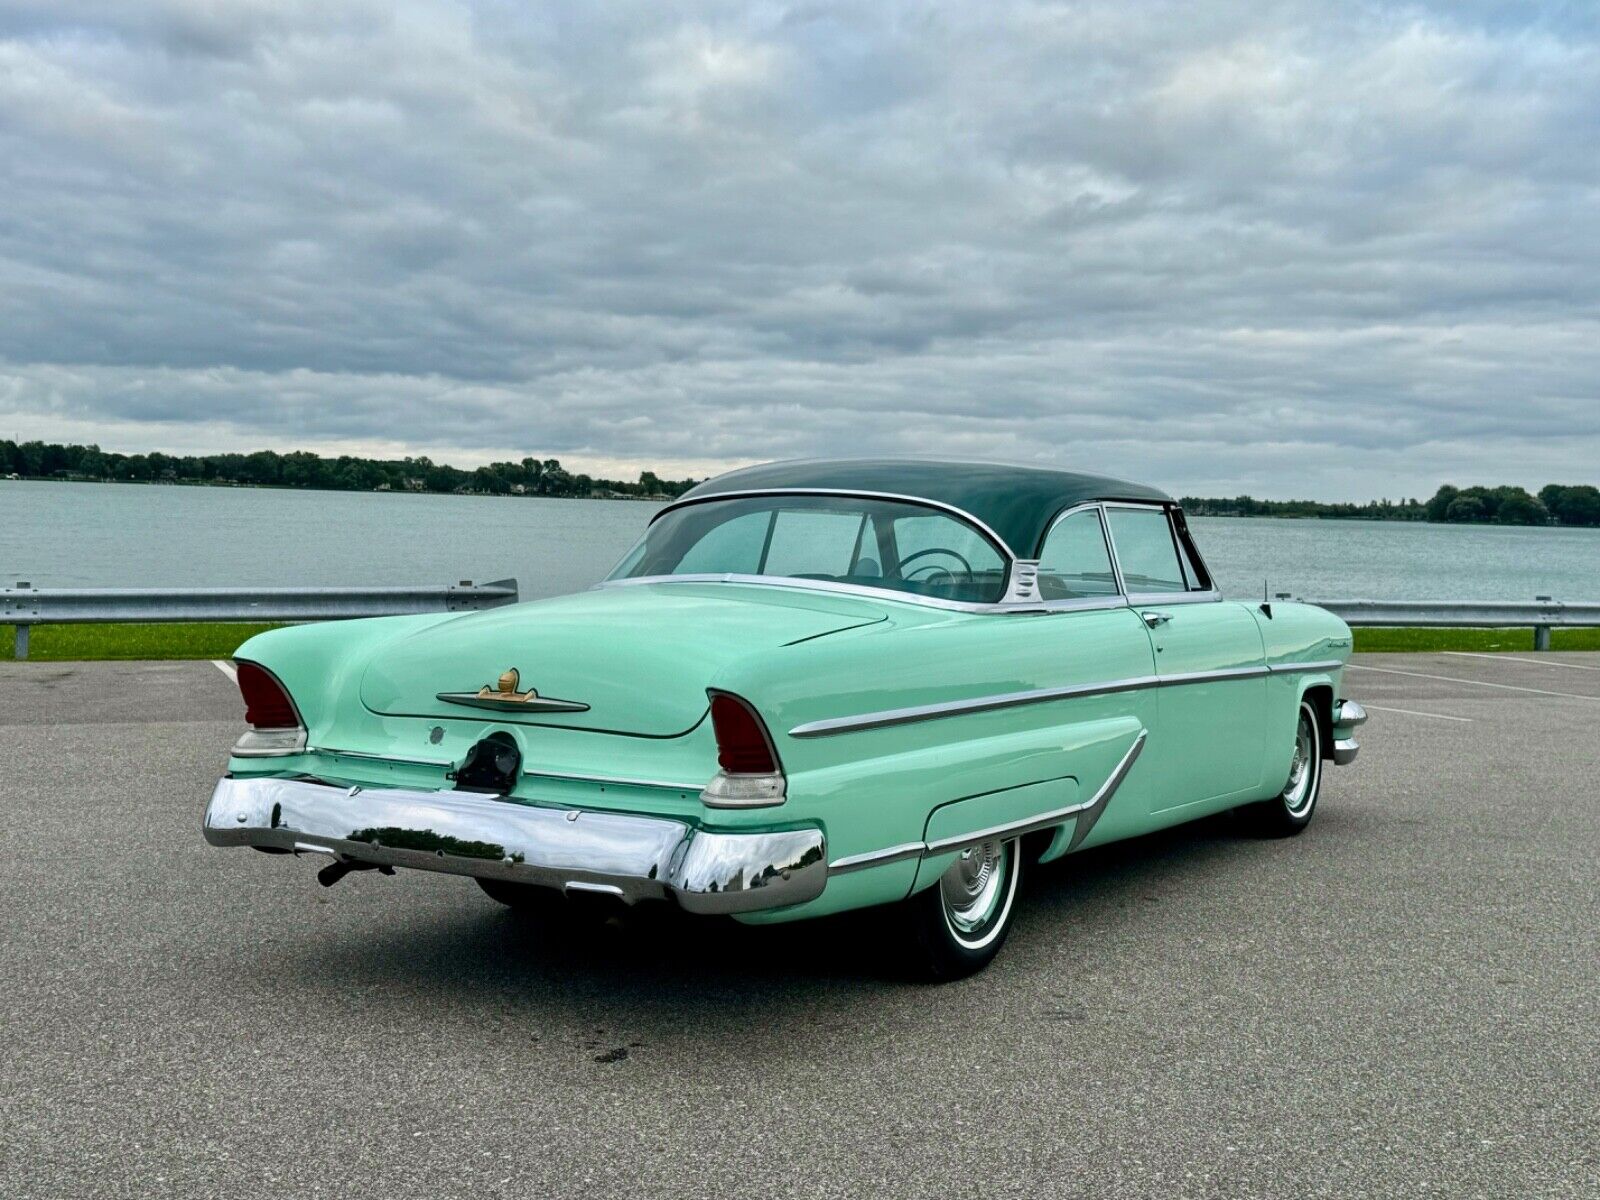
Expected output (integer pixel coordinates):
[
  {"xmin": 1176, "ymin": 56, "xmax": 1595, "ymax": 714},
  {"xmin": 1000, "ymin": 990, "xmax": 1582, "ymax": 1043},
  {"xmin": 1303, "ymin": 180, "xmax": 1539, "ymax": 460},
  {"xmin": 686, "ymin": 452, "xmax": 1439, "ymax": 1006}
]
[{"xmin": 1, "ymin": 1, "xmax": 1596, "ymax": 499}]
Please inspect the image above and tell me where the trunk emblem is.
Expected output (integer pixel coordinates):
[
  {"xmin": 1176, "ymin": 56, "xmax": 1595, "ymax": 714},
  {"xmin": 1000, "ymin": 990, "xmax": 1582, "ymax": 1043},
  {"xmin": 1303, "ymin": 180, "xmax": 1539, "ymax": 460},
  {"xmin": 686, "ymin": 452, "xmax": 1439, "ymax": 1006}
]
[{"xmin": 436, "ymin": 667, "xmax": 591, "ymax": 714}]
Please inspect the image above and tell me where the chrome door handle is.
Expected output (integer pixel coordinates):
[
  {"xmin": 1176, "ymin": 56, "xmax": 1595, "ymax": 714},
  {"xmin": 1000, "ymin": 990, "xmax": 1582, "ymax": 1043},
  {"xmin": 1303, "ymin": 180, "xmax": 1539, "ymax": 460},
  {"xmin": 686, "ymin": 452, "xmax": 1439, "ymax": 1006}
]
[{"xmin": 1141, "ymin": 610, "xmax": 1172, "ymax": 628}]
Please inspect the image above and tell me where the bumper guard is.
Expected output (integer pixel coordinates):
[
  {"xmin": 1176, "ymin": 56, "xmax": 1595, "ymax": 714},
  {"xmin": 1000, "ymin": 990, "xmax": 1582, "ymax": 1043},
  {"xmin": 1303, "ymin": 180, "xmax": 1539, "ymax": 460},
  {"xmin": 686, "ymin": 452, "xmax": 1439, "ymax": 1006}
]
[{"xmin": 1332, "ymin": 699, "xmax": 1366, "ymax": 766}]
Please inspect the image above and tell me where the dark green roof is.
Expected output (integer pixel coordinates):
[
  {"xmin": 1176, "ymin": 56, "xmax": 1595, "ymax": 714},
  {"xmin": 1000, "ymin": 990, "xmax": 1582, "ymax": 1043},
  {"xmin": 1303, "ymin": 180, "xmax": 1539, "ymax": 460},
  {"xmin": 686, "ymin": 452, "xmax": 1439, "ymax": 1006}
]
[{"xmin": 676, "ymin": 458, "xmax": 1171, "ymax": 556}]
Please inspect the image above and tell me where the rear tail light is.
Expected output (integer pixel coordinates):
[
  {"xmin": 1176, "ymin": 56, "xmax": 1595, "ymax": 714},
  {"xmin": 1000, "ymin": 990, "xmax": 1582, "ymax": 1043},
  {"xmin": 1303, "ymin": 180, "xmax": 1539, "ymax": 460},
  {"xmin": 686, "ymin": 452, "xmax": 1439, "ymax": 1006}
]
[
  {"xmin": 701, "ymin": 691, "xmax": 786, "ymax": 808},
  {"xmin": 232, "ymin": 661, "xmax": 307, "ymax": 757}
]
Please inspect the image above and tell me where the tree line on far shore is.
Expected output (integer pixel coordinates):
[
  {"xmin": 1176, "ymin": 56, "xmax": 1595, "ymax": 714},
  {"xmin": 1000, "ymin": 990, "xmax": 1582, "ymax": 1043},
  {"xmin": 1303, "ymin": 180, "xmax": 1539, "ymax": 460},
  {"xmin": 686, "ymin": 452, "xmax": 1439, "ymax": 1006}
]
[
  {"xmin": 0, "ymin": 440, "xmax": 699, "ymax": 500},
  {"xmin": 1181, "ymin": 483, "xmax": 1599, "ymax": 527},
  {"xmin": 3, "ymin": 439, "xmax": 1596, "ymax": 526}
]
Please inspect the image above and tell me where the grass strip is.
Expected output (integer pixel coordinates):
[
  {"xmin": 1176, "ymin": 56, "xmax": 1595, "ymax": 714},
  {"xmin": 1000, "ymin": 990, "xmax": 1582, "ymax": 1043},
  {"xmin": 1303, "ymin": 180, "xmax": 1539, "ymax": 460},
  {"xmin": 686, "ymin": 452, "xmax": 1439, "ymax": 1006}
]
[
  {"xmin": 5, "ymin": 621, "xmax": 1599, "ymax": 661},
  {"xmin": 6, "ymin": 623, "xmax": 285, "ymax": 661},
  {"xmin": 1352, "ymin": 626, "xmax": 1600, "ymax": 652}
]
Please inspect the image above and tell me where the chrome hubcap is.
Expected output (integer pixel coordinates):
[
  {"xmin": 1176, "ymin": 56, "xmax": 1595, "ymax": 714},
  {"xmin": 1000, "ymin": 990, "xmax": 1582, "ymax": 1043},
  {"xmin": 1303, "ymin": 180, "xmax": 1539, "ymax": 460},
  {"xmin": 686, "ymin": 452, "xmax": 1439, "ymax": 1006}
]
[
  {"xmin": 940, "ymin": 839, "xmax": 1008, "ymax": 935},
  {"xmin": 1283, "ymin": 710, "xmax": 1316, "ymax": 815}
]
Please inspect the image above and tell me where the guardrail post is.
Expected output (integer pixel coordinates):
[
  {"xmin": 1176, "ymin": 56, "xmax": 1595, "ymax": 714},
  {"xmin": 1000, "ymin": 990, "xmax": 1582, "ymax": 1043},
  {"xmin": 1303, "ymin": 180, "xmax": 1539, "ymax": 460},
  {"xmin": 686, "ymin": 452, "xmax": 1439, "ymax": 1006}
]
[
  {"xmin": 1534, "ymin": 596, "xmax": 1552, "ymax": 651},
  {"xmin": 13, "ymin": 623, "xmax": 27, "ymax": 661}
]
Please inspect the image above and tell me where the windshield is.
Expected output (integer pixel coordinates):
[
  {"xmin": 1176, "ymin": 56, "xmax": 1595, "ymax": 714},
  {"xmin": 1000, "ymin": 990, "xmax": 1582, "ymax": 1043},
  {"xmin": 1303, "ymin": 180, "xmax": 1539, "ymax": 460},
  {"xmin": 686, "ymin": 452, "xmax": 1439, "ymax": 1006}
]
[{"xmin": 608, "ymin": 494, "xmax": 1012, "ymax": 604}]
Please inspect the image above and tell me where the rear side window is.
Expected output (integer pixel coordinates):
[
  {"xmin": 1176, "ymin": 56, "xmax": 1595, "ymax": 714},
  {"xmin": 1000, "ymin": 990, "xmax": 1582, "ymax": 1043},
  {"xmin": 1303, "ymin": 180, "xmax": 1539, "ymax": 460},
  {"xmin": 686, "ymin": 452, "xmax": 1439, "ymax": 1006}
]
[
  {"xmin": 1105, "ymin": 507, "xmax": 1187, "ymax": 594},
  {"xmin": 1037, "ymin": 509, "xmax": 1119, "ymax": 600},
  {"xmin": 609, "ymin": 494, "xmax": 1010, "ymax": 603},
  {"xmin": 763, "ymin": 510, "xmax": 867, "ymax": 577}
]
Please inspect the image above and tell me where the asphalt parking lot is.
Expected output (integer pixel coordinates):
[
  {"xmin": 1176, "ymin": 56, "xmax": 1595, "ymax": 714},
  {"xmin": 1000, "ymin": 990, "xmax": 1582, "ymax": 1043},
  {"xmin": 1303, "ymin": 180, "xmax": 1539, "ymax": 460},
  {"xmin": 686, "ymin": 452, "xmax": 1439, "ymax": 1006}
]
[{"xmin": 2, "ymin": 654, "xmax": 1597, "ymax": 1199}]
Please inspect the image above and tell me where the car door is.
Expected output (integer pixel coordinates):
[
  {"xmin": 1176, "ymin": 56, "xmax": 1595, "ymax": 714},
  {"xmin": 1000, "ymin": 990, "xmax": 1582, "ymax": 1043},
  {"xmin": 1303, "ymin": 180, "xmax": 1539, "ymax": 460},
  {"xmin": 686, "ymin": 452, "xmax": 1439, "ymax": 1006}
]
[{"xmin": 1102, "ymin": 503, "xmax": 1268, "ymax": 810}]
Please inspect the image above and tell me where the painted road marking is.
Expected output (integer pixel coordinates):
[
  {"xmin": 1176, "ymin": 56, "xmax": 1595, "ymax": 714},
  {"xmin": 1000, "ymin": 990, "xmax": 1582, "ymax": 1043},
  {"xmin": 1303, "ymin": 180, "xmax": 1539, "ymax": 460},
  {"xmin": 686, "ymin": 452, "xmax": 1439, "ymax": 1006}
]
[
  {"xmin": 212, "ymin": 660, "xmax": 237, "ymax": 683},
  {"xmin": 1346, "ymin": 662, "xmax": 1598, "ymax": 701},
  {"xmin": 1362, "ymin": 704, "xmax": 1473, "ymax": 723},
  {"xmin": 1445, "ymin": 651, "xmax": 1600, "ymax": 672}
]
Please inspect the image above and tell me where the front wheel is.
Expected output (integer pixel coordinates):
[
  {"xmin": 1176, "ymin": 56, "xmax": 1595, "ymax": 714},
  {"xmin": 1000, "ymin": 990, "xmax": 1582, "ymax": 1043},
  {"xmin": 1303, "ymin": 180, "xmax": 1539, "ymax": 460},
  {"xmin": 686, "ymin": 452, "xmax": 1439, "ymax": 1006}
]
[
  {"xmin": 1238, "ymin": 699, "xmax": 1323, "ymax": 837},
  {"xmin": 900, "ymin": 837, "xmax": 1023, "ymax": 980}
]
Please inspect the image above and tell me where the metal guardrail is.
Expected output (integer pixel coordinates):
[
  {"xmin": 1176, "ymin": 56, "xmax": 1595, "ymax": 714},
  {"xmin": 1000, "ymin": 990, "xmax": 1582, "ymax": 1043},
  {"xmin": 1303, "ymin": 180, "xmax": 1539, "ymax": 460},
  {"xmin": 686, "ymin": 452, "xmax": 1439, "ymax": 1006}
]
[
  {"xmin": 1294, "ymin": 596, "xmax": 1600, "ymax": 651},
  {"xmin": 3, "ymin": 579, "xmax": 518, "ymax": 660}
]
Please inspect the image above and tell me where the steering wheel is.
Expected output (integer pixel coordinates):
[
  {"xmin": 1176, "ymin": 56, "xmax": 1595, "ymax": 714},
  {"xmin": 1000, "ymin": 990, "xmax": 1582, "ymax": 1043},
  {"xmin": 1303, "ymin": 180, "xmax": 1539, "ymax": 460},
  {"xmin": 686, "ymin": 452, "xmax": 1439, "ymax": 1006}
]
[{"xmin": 899, "ymin": 547, "xmax": 974, "ymax": 583}]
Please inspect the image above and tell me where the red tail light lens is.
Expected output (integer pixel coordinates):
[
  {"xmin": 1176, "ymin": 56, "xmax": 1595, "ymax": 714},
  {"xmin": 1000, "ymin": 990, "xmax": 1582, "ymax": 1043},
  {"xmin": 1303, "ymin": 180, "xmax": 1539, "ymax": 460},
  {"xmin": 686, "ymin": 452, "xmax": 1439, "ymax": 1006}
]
[
  {"xmin": 709, "ymin": 693, "xmax": 778, "ymax": 774},
  {"xmin": 236, "ymin": 662, "xmax": 299, "ymax": 728}
]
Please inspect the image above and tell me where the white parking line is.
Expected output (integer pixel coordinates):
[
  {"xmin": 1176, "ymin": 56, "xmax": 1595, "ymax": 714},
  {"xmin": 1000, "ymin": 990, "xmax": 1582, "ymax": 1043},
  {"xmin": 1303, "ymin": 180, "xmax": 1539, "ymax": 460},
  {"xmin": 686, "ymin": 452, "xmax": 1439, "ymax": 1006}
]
[
  {"xmin": 211, "ymin": 660, "xmax": 237, "ymax": 683},
  {"xmin": 1346, "ymin": 662, "xmax": 1599, "ymax": 701},
  {"xmin": 1362, "ymin": 704, "xmax": 1473, "ymax": 723},
  {"xmin": 1445, "ymin": 651, "xmax": 1600, "ymax": 672}
]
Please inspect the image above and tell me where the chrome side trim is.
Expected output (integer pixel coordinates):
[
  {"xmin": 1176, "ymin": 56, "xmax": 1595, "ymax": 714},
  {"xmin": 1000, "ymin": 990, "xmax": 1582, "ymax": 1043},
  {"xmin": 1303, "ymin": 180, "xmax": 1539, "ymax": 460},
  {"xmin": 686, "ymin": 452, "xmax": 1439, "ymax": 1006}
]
[
  {"xmin": 826, "ymin": 841, "xmax": 927, "ymax": 874},
  {"xmin": 792, "ymin": 675, "xmax": 1159, "ymax": 738},
  {"xmin": 789, "ymin": 665, "xmax": 1273, "ymax": 739},
  {"xmin": 828, "ymin": 730, "xmax": 1148, "ymax": 873},
  {"xmin": 1267, "ymin": 659, "xmax": 1346, "ymax": 675},
  {"xmin": 1065, "ymin": 729, "xmax": 1149, "ymax": 852}
]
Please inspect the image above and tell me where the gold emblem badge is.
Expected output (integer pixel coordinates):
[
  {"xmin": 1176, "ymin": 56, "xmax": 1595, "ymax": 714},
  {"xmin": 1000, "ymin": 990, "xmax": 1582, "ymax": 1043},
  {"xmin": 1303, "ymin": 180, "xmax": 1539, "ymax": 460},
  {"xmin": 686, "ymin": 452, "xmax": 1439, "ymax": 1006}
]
[
  {"xmin": 437, "ymin": 667, "xmax": 589, "ymax": 714},
  {"xmin": 479, "ymin": 668, "xmax": 538, "ymax": 703}
]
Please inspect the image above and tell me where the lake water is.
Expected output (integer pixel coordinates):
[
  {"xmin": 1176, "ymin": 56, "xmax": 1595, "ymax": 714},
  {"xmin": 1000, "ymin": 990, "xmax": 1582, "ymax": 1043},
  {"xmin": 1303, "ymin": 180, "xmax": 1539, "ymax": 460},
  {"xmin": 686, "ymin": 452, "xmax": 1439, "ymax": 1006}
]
[{"xmin": 5, "ymin": 481, "xmax": 1598, "ymax": 601}]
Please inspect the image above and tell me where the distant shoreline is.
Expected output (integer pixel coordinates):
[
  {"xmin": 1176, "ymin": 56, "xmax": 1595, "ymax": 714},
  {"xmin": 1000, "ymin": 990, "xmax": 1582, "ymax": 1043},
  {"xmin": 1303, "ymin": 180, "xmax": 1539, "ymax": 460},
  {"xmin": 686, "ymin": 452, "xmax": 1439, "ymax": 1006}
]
[
  {"xmin": 1, "ymin": 475, "xmax": 669, "ymax": 501},
  {"xmin": 4, "ymin": 439, "xmax": 1596, "ymax": 527}
]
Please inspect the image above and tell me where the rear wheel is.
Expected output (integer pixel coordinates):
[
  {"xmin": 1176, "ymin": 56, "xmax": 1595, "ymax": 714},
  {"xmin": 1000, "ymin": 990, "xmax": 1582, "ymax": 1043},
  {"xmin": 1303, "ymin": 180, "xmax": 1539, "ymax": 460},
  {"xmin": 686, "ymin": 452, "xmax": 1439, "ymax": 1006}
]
[
  {"xmin": 901, "ymin": 837, "xmax": 1022, "ymax": 980},
  {"xmin": 1238, "ymin": 699, "xmax": 1323, "ymax": 836}
]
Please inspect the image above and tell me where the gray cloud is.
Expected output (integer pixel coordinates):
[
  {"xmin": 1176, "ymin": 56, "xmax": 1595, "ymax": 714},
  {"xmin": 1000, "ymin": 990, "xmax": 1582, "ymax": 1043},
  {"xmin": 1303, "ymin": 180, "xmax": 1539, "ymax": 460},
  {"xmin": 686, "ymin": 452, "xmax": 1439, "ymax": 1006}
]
[{"xmin": 1, "ymin": 0, "xmax": 1597, "ymax": 498}]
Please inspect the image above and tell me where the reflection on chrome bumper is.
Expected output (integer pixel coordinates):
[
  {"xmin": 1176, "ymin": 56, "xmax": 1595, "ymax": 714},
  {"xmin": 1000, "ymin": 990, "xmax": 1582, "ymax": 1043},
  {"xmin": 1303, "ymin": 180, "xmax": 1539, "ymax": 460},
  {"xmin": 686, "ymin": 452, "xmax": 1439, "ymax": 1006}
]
[
  {"xmin": 204, "ymin": 777, "xmax": 826, "ymax": 915},
  {"xmin": 1332, "ymin": 699, "xmax": 1366, "ymax": 766}
]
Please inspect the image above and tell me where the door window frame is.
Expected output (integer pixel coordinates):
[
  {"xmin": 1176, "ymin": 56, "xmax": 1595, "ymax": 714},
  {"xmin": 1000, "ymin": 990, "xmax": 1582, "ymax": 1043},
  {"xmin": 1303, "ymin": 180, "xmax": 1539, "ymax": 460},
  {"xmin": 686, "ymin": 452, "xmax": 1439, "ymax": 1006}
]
[{"xmin": 1035, "ymin": 501, "xmax": 1220, "ymax": 612}]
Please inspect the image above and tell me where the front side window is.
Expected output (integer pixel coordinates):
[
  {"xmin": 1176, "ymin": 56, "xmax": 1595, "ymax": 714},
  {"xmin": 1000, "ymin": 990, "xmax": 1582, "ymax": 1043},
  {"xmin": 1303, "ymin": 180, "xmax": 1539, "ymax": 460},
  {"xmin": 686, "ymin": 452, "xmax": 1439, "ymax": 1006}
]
[
  {"xmin": 1037, "ymin": 508, "xmax": 1119, "ymax": 600},
  {"xmin": 1105, "ymin": 506, "xmax": 1187, "ymax": 594},
  {"xmin": 609, "ymin": 494, "xmax": 1010, "ymax": 604}
]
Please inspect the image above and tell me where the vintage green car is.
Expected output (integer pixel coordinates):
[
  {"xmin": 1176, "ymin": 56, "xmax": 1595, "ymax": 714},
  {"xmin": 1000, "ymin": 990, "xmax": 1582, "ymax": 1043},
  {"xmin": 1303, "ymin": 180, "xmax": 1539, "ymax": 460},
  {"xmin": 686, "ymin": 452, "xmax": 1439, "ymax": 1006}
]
[{"xmin": 205, "ymin": 459, "xmax": 1364, "ymax": 977}]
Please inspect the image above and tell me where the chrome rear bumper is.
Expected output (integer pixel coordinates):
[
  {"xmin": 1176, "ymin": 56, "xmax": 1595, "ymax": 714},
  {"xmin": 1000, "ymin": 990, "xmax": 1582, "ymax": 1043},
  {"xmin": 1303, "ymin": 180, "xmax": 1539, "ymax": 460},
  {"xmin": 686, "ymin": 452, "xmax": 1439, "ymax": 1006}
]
[
  {"xmin": 204, "ymin": 777, "xmax": 826, "ymax": 915},
  {"xmin": 1332, "ymin": 699, "xmax": 1366, "ymax": 766}
]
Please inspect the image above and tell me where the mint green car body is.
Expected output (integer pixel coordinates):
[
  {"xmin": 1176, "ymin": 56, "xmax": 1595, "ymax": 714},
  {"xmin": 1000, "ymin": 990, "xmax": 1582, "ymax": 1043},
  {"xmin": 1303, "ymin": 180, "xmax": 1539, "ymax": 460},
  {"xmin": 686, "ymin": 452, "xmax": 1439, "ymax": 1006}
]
[{"xmin": 215, "ymin": 460, "xmax": 1359, "ymax": 933}]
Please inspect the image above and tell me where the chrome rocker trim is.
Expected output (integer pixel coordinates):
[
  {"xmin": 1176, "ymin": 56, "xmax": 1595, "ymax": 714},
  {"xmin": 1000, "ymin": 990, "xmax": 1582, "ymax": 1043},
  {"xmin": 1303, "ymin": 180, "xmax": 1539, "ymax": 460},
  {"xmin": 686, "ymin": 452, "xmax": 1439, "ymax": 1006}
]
[
  {"xmin": 204, "ymin": 777, "xmax": 825, "ymax": 915},
  {"xmin": 1332, "ymin": 698, "xmax": 1366, "ymax": 767}
]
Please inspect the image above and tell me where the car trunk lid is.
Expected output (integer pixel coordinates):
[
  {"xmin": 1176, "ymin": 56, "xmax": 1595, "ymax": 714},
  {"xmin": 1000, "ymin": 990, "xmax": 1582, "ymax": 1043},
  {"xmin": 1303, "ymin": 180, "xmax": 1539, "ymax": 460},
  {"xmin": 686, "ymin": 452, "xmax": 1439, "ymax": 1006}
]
[{"xmin": 358, "ymin": 582, "xmax": 887, "ymax": 736}]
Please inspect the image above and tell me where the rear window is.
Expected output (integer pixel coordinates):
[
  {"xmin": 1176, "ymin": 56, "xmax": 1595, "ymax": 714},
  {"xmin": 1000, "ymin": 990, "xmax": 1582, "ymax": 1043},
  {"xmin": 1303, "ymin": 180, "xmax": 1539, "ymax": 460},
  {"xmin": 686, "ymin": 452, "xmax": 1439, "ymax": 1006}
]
[{"xmin": 609, "ymin": 494, "xmax": 1010, "ymax": 604}]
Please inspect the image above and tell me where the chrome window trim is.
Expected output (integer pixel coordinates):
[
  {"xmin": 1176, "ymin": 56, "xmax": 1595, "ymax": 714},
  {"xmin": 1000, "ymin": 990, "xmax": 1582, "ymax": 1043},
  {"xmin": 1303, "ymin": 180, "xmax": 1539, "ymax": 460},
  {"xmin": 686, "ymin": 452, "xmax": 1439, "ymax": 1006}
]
[
  {"xmin": 1168, "ymin": 505, "xmax": 1218, "ymax": 593},
  {"xmin": 649, "ymin": 487, "xmax": 1019, "ymax": 559},
  {"xmin": 598, "ymin": 572, "xmax": 1049, "ymax": 615},
  {"xmin": 1101, "ymin": 500, "xmax": 1202, "ymax": 600},
  {"xmin": 1125, "ymin": 589, "xmax": 1224, "ymax": 607},
  {"xmin": 830, "ymin": 730, "xmax": 1147, "ymax": 873},
  {"xmin": 1032, "ymin": 595, "xmax": 1133, "ymax": 615},
  {"xmin": 611, "ymin": 491, "xmax": 1227, "ymax": 617},
  {"xmin": 789, "ymin": 663, "xmax": 1277, "ymax": 739},
  {"xmin": 1032, "ymin": 502, "xmax": 1124, "ymax": 606}
]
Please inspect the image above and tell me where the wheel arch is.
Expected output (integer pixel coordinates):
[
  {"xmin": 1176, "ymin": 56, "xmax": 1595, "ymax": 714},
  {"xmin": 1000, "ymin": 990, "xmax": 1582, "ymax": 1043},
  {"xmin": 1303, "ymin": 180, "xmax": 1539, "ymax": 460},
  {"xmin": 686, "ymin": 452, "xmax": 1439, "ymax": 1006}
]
[{"xmin": 1299, "ymin": 682, "xmax": 1334, "ymax": 761}]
